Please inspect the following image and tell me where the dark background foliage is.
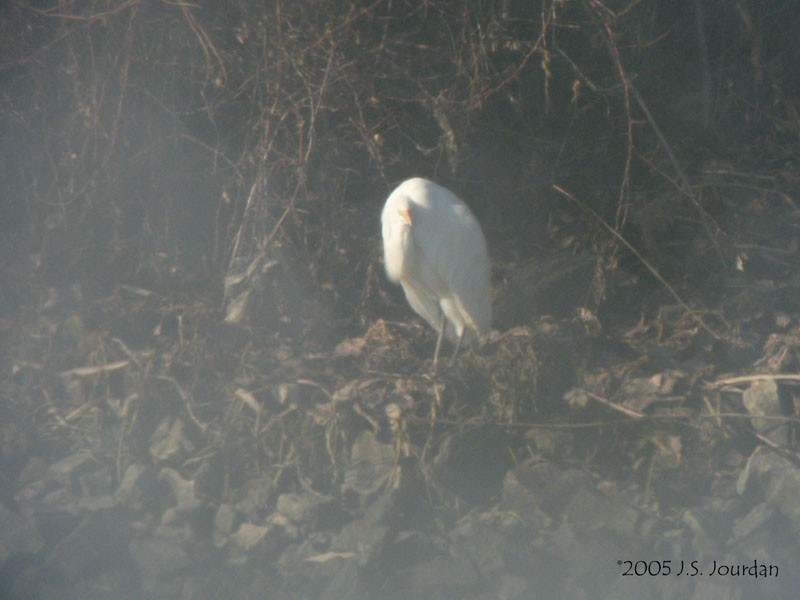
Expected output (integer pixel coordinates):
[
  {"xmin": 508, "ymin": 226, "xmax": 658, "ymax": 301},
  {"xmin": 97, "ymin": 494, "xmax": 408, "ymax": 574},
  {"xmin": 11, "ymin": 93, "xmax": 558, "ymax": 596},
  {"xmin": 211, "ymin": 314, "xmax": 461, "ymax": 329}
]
[{"xmin": 3, "ymin": 0, "xmax": 796, "ymax": 316}]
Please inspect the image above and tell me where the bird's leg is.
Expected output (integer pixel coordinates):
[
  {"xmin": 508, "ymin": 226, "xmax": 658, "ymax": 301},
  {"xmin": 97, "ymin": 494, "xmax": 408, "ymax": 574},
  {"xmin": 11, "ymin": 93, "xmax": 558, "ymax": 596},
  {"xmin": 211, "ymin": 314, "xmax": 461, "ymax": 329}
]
[
  {"xmin": 432, "ymin": 311, "xmax": 446, "ymax": 371},
  {"xmin": 448, "ymin": 328, "xmax": 466, "ymax": 367}
]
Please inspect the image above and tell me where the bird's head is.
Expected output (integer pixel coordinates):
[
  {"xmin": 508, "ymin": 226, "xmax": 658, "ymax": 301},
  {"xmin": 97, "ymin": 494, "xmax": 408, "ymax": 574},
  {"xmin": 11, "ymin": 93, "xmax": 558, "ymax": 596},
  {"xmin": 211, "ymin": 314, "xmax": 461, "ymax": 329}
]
[
  {"xmin": 382, "ymin": 195, "xmax": 416, "ymax": 282},
  {"xmin": 398, "ymin": 207, "xmax": 412, "ymax": 226},
  {"xmin": 391, "ymin": 196, "xmax": 413, "ymax": 227}
]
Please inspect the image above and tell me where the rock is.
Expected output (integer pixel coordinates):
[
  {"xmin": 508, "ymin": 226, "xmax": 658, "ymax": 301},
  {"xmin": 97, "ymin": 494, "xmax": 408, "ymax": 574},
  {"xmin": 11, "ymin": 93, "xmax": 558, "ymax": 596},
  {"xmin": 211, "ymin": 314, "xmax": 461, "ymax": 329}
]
[
  {"xmin": 236, "ymin": 477, "xmax": 277, "ymax": 519},
  {"xmin": 277, "ymin": 533, "xmax": 357, "ymax": 600},
  {"xmin": 158, "ymin": 467, "xmax": 202, "ymax": 520},
  {"xmin": 329, "ymin": 492, "xmax": 395, "ymax": 569},
  {"xmin": 451, "ymin": 513, "xmax": 515, "ymax": 579},
  {"xmin": 16, "ymin": 457, "xmax": 49, "ymax": 487},
  {"xmin": 682, "ymin": 508, "xmax": 719, "ymax": 557},
  {"xmin": 45, "ymin": 508, "xmax": 131, "ymax": 581},
  {"xmin": 502, "ymin": 461, "xmax": 589, "ymax": 524},
  {"xmin": 13, "ymin": 478, "xmax": 51, "ymax": 508},
  {"xmin": 229, "ymin": 521, "xmax": 271, "ymax": 550},
  {"xmin": 178, "ymin": 567, "xmax": 247, "ymax": 600},
  {"xmin": 6, "ymin": 562, "xmax": 72, "ymax": 600},
  {"xmin": 737, "ymin": 446, "xmax": 800, "ymax": 532},
  {"xmin": 563, "ymin": 486, "xmax": 640, "ymax": 538},
  {"xmin": 114, "ymin": 463, "xmax": 160, "ymax": 510},
  {"xmin": 432, "ymin": 425, "xmax": 511, "ymax": 503},
  {"xmin": 498, "ymin": 574, "xmax": 532, "ymax": 600},
  {"xmin": 38, "ymin": 487, "xmax": 80, "ymax": 514},
  {"xmin": 530, "ymin": 522, "xmax": 627, "ymax": 597},
  {"xmin": 341, "ymin": 431, "xmax": 396, "ymax": 507},
  {"xmin": 0, "ymin": 423, "xmax": 32, "ymax": 480},
  {"xmin": 129, "ymin": 537, "xmax": 191, "ymax": 577},
  {"xmin": 275, "ymin": 492, "xmax": 335, "ymax": 528},
  {"xmin": 736, "ymin": 446, "xmax": 779, "ymax": 497},
  {"xmin": 149, "ymin": 416, "xmax": 195, "ymax": 463},
  {"xmin": 17, "ymin": 483, "xmax": 82, "ymax": 545},
  {"xmin": 679, "ymin": 495, "xmax": 741, "ymax": 558},
  {"xmin": 691, "ymin": 579, "xmax": 742, "ymax": 600},
  {"xmin": 77, "ymin": 494, "xmax": 115, "ymax": 511},
  {"xmin": 77, "ymin": 464, "xmax": 113, "ymax": 498},
  {"xmin": 48, "ymin": 452, "xmax": 96, "ymax": 487},
  {"xmin": 392, "ymin": 553, "xmax": 482, "ymax": 597},
  {"xmin": 277, "ymin": 533, "xmax": 330, "ymax": 568},
  {"xmin": 226, "ymin": 521, "xmax": 283, "ymax": 565},
  {"xmin": 72, "ymin": 568, "xmax": 139, "ymax": 600},
  {"xmin": 0, "ymin": 502, "xmax": 44, "ymax": 564},
  {"xmin": 732, "ymin": 502, "xmax": 776, "ymax": 542},
  {"xmin": 214, "ymin": 503, "xmax": 238, "ymax": 535},
  {"xmin": 742, "ymin": 380, "xmax": 789, "ymax": 447},
  {"xmin": 318, "ymin": 559, "xmax": 361, "ymax": 600}
]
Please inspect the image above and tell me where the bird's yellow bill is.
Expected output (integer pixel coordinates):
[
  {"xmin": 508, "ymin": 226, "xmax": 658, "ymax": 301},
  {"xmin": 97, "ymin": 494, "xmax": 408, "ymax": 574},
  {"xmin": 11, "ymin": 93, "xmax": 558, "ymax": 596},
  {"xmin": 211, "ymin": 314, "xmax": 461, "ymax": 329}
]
[{"xmin": 399, "ymin": 208, "xmax": 412, "ymax": 225}]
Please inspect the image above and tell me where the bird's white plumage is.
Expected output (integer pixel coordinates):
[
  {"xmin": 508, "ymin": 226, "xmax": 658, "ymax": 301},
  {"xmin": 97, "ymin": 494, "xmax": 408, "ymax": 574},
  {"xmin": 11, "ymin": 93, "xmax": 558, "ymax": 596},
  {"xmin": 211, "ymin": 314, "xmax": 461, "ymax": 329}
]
[{"xmin": 381, "ymin": 178, "xmax": 491, "ymax": 360}]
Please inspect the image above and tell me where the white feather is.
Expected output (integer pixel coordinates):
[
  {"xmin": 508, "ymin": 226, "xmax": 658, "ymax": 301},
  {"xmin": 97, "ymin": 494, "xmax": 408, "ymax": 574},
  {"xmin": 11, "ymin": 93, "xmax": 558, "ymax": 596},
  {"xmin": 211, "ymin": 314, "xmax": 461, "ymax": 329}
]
[{"xmin": 381, "ymin": 177, "xmax": 491, "ymax": 350}]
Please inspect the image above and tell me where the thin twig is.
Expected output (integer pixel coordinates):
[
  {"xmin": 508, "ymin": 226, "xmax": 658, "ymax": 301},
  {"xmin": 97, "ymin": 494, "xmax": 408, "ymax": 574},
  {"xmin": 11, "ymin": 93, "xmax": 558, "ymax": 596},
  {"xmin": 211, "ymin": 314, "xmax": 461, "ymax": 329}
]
[
  {"xmin": 588, "ymin": 0, "xmax": 725, "ymax": 267},
  {"xmin": 553, "ymin": 184, "xmax": 724, "ymax": 341},
  {"xmin": 584, "ymin": 391, "xmax": 644, "ymax": 419},
  {"xmin": 628, "ymin": 83, "xmax": 726, "ymax": 266},
  {"xmin": 712, "ymin": 373, "xmax": 800, "ymax": 387}
]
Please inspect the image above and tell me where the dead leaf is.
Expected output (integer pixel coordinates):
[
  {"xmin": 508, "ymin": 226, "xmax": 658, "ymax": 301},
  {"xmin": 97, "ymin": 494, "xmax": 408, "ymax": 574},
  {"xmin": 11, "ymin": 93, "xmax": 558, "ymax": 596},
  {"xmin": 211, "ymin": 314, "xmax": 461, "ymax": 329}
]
[
  {"xmin": 61, "ymin": 360, "xmax": 129, "ymax": 377},
  {"xmin": 305, "ymin": 551, "xmax": 356, "ymax": 563}
]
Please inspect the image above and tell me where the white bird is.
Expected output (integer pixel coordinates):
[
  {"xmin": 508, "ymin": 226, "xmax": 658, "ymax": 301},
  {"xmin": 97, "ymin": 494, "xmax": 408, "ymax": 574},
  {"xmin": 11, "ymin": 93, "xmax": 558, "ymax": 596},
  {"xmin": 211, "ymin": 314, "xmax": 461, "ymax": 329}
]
[{"xmin": 381, "ymin": 177, "xmax": 491, "ymax": 367}]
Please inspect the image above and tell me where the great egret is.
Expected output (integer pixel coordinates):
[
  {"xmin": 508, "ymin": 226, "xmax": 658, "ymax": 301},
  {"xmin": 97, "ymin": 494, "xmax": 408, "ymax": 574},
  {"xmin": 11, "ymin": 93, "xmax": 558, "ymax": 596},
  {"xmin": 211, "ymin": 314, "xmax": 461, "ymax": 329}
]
[{"xmin": 381, "ymin": 177, "xmax": 491, "ymax": 367}]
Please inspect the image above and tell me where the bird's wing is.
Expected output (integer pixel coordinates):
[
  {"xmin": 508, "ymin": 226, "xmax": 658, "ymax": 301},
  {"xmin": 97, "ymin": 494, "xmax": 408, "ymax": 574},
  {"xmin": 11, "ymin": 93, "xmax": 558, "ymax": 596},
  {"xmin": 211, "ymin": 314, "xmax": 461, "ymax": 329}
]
[
  {"xmin": 410, "ymin": 192, "xmax": 492, "ymax": 341},
  {"xmin": 401, "ymin": 279, "xmax": 443, "ymax": 334}
]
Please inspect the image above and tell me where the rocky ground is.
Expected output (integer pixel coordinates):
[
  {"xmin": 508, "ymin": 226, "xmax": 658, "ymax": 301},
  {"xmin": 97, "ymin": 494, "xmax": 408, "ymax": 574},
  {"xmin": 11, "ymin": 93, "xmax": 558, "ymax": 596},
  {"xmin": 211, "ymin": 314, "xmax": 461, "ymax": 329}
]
[{"xmin": 2, "ymin": 243, "xmax": 800, "ymax": 600}]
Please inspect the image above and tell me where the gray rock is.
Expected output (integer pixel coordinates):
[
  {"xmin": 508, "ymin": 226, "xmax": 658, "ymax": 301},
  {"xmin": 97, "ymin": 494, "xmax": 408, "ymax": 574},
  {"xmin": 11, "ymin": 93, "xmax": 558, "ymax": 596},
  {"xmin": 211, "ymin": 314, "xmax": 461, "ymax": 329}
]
[
  {"xmin": 7, "ymin": 563, "xmax": 74, "ymax": 600},
  {"xmin": 330, "ymin": 516, "xmax": 389, "ymax": 570},
  {"xmin": 13, "ymin": 478, "xmax": 50, "ymax": 507},
  {"xmin": 32, "ymin": 486, "xmax": 80, "ymax": 517},
  {"xmin": 48, "ymin": 452, "xmax": 96, "ymax": 487},
  {"xmin": 16, "ymin": 457, "xmax": 49, "ymax": 486},
  {"xmin": 149, "ymin": 416, "xmax": 195, "ymax": 463},
  {"xmin": 72, "ymin": 568, "xmax": 139, "ymax": 600},
  {"xmin": 341, "ymin": 431, "xmax": 396, "ymax": 507},
  {"xmin": 393, "ymin": 553, "xmax": 482, "ymax": 597},
  {"xmin": 114, "ymin": 463, "xmax": 159, "ymax": 510},
  {"xmin": 682, "ymin": 508, "xmax": 720, "ymax": 557},
  {"xmin": 432, "ymin": 425, "xmax": 511, "ymax": 503},
  {"xmin": 214, "ymin": 503, "xmax": 239, "ymax": 535},
  {"xmin": 318, "ymin": 559, "xmax": 362, "ymax": 600},
  {"xmin": 503, "ymin": 461, "xmax": 589, "ymax": 524},
  {"xmin": 277, "ymin": 534, "xmax": 359, "ymax": 600},
  {"xmin": 737, "ymin": 446, "xmax": 800, "ymax": 532},
  {"xmin": 732, "ymin": 502, "xmax": 777, "ymax": 541},
  {"xmin": 498, "ymin": 574, "xmax": 532, "ymax": 600},
  {"xmin": 236, "ymin": 476, "xmax": 277, "ymax": 518},
  {"xmin": 563, "ymin": 486, "xmax": 640, "ymax": 538},
  {"xmin": 692, "ymin": 579, "xmax": 742, "ymax": 600},
  {"xmin": 532, "ymin": 522, "xmax": 625, "ymax": 587},
  {"xmin": 78, "ymin": 464, "xmax": 113, "ymax": 498},
  {"xmin": 276, "ymin": 492, "xmax": 334, "ymax": 527},
  {"xmin": 158, "ymin": 467, "xmax": 202, "ymax": 520},
  {"xmin": 129, "ymin": 537, "xmax": 191, "ymax": 577},
  {"xmin": 229, "ymin": 521, "xmax": 271, "ymax": 550},
  {"xmin": 452, "ymin": 514, "xmax": 515, "ymax": 578},
  {"xmin": 226, "ymin": 521, "xmax": 283, "ymax": 565},
  {"xmin": 742, "ymin": 380, "xmax": 788, "ymax": 447},
  {"xmin": 0, "ymin": 502, "xmax": 44, "ymax": 563},
  {"xmin": 45, "ymin": 508, "xmax": 131, "ymax": 581},
  {"xmin": 77, "ymin": 494, "xmax": 115, "ymax": 511}
]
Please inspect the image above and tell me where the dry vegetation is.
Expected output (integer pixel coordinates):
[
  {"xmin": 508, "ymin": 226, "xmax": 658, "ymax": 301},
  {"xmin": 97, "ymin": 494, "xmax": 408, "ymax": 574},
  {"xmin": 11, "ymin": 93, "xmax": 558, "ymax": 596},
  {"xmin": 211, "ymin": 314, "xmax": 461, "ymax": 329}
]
[{"xmin": 1, "ymin": 0, "xmax": 800, "ymax": 596}]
